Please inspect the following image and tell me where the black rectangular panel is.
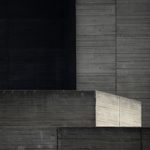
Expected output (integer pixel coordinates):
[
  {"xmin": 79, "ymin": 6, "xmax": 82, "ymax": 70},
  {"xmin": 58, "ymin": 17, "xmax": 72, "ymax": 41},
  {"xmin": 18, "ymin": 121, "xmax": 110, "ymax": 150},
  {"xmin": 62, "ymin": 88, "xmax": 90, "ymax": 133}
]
[{"xmin": 0, "ymin": 0, "xmax": 76, "ymax": 89}]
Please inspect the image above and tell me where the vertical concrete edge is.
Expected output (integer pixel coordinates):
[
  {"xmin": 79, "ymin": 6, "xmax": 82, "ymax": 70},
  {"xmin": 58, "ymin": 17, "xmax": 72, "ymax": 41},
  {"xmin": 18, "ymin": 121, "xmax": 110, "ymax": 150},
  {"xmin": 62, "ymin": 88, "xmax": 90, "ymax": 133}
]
[{"xmin": 95, "ymin": 90, "xmax": 97, "ymax": 127}]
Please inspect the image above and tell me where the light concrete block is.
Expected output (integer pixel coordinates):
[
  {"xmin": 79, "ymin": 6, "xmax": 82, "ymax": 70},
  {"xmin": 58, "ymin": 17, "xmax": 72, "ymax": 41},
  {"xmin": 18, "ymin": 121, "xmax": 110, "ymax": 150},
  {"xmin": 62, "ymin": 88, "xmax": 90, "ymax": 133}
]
[
  {"xmin": 96, "ymin": 91, "xmax": 119, "ymax": 126},
  {"xmin": 96, "ymin": 91, "xmax": 141, "ymax": 127},
  {"xmin": 119, "ymin": 96, "xmax": 141, "ymax": 127}
]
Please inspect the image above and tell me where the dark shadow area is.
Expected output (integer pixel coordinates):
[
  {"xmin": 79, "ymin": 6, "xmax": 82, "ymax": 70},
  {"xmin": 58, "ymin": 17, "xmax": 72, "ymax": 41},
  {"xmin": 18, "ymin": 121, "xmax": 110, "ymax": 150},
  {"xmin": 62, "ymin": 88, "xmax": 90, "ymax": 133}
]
[{"xmin": 0, "ymin": 0, "xmax": 76, "ymax": 89}]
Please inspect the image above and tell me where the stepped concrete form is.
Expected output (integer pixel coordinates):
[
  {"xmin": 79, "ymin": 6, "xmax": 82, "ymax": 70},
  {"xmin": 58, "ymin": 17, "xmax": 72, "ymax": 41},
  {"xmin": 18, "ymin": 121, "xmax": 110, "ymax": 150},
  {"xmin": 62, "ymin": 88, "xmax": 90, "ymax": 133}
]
[
  {"xmin": 58, "ymin": 128, "xmax": 150, "ymax": 150},
  {"xmin": 0, "ymin": 90, "xmax": 142, "ymax": 149},
  {"xmin": 96, "ymin": 91, "xmax": 141, "ymax": 127},
  {"xmin": 0, "ymin": 90, "xmax": 141, "ymax": 127},
  {"xmin": 0, "ymin": 127, "xmax": 149, "ymax": 150}
]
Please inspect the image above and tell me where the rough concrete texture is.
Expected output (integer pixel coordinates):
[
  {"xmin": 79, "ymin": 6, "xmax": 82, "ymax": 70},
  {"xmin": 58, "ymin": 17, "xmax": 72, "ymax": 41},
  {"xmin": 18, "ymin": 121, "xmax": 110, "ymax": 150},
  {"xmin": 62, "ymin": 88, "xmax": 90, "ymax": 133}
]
[
  {"xmin": 0, "ymin": 90, "xmax": 142, "ymax": 149},
  {"xmin": 58, "ymin": 128, "xmax": 150, "ymax": 150},
  {"xmin": 120, "ymin": 96, "xmax": 141, "ymax": 127},
  {"xmin": 1, "ymin": 127, "xmax": 150, "ymax": 150},
  {"xmin": 76, "ymin": 0, "xmax": 116, "ymax": 93},
  {"xmin": 0, "ymin": 90, "xmax": 95, "ymax": 127},
  {"xmin": 142, "ymin": 128, "xmax": 150, "ymax": 150},
  {"xmin": 0, "ymin": 127, "xmax": 57, "ymax": 150},
  {"xmin": 76, "ymin": 0, "xmax": 150, "ymax": 128},
  {"xmin": 58, "ymin": 128, "xmax": 142, "ymax": 150},
  {"xmin": 0, "ymin": 90, "xmax": 141, "ymax": 127},
  {"xmin": 96, "ymin": 91, "xmax": 141, "ymax": 127}
]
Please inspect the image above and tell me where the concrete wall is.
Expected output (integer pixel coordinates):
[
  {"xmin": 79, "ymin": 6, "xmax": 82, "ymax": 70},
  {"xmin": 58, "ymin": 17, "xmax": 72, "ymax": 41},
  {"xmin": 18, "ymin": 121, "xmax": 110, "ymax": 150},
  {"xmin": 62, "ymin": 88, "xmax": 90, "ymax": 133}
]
[
  {"xmin": 0, "ymin": 127, "xmax": 57, "ymax": 150},
  {"xmin": 0, "ymin": 90, "xmax": 141, "ymax": 127},
  {"xmin": 0, "ymin": 90, "xmax": 95, "ymax": 127},
  {"xmin": 76, "ymin": 0, "xmax": 116, "ymax": 93},
  {"xmin": 58, "ymin": 128, "xmax": 144, "ymax": 150},
  {"xmin": 0, "ymin": 90, "xmax": 95, "ymax": 150},
  {"xmin": 142, "ymin": 128, "xmax": 150, "ymax": 150},
  {"xmin": 76, "ymin": 0, "xmax": 150, "ymax": 127},
  {"xmin": 0, "ymin": 127, "xmax": 150, "ymax": 150},
  {"xmin": 117, "ymin": 0, "xmax": 150, "ymax": 128},
  {"xmin": 0, "ymin": 90, "xmax": 94, "ymax": 149},
  {"xmin": 96, "ymin": 91, "xmax": 141, "ymax": 127}
]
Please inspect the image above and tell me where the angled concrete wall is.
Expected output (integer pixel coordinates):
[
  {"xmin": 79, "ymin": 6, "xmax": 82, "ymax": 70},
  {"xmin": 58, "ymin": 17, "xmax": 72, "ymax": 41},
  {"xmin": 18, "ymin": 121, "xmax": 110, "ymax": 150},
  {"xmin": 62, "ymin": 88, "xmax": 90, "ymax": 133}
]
[
  {"xmin": 96, "ymin": 91, "xmax": 141, "ymax": 127},
  {"xmin": 0, "ymin": 90, "xmax": 142, "ymax": 149}
]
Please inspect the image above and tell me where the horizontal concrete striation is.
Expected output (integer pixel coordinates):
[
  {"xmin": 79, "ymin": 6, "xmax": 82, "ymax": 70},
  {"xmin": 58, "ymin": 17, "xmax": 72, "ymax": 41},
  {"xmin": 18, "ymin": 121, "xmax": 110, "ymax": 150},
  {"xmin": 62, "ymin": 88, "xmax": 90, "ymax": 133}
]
[
  {"xmin": 0, "ymin": 127, "xmax": 57, "ymax": 150},
  {"xmin": 0, "ymin": 127, "xmax": 150, "ymax": 150},
  {"xmin": 96, "ymin": 91, "xmax": 119, "ymax": 126},
  {"xmin": 76, "ymin": 0, "xmax": 116, "ymax": 93},
  {"xmin": 96, "ymin": 91, "xmax": 141, "ymax": 127},
  {"xmin": 0, "ymin": 90, "xmax": 95, "ymax": 127},
  {"xmin": 58, "ymin": 128, "xmax": 141, "ymax": 150},
  {"xmin": 142, "ymin": 128, "xmax": 150, "ymax": 150},
  {"xmin": 76, "ymin": 0, "xmax": 150, "ymax": 127},
  {"xmin": 120, "ymin": 97, "xmax": 141, "ymax": 127},
  {"xmin": 117, "ymin": 0, "xmax": 150, "ymax": 127},
  {"xmin": 0, "ymin": 90, "xmax": 141, "ymax": 127}
]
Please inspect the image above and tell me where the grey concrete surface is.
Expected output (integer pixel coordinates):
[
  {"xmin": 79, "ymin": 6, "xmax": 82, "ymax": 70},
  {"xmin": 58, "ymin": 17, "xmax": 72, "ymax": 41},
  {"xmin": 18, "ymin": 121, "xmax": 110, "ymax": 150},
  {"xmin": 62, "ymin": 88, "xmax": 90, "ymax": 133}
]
[
  {"xmin": 76, "ymin": 0, "xmax": 150, "ymax": 128},
  {"xmin": 96, "ymin": 91, "xmax": 141, "ymax": 127},
  {"xmin": 0, "ymin": 90, "xmax": 95, "ymax": 127},
  {"xmin": 0, "ymin": 90, "xmax": 141, "ymax": 127},
  {"xmin": 117, "ymin": 0, "xmax": 150, "ymax": 127},
  {"xmin": 142, "ymin": 128, "xmax": 150, "ymax": 150},
  {"xmin": 0, "ymin": 127, "xmax": 57, "ymax": 150},
  {"xmin": 119, "ymin": 96, "xmax": 141, "ymax": 127},
  {"xmin": 1, "ymin": 127, "xmax": 150, "ymax": 150},
  {"xmin": 58, "ymin": 128, "xmax": 141, "ymax": 150},
  {"xmin": 96, "ymin": 91, "xmax": 119, "ymax": 126},
  {"xmin": 76, "ymin": 0, "xmax": 116, "ymax": 93},
  {"xmin": 0, "ymin": 90, "xmax": 142, "ymax": 149}
]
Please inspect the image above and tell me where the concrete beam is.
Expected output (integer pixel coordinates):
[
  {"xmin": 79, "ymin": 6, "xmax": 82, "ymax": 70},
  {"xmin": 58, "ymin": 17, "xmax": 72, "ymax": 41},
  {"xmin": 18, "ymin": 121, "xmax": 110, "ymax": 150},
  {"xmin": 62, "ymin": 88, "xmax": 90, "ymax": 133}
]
[
  {"xmin": 58, "ymin": 128, "xmax": 143, "ymax": 150},
  {"xmin": 0, "ymin": 90, "xmax": 141, "ymax": 127}
]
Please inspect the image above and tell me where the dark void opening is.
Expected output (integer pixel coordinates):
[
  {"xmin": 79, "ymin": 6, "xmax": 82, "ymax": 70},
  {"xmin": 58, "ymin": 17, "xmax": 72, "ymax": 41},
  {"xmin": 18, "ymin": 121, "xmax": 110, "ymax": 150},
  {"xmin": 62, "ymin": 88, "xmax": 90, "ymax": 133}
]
[{"xmin": 0, "ymin": 0, "xmax": 76, "ymax": 89}]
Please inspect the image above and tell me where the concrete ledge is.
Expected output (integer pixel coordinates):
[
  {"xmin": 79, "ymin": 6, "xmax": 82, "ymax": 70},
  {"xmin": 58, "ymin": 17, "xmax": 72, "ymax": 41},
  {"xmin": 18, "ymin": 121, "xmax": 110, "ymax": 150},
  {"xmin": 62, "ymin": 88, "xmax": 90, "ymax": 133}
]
[
  {"xmin": 58, "ymin": 128, "xmax": 146, "ymax": 150},
  {"xmin": 0, "ymin": 90, "xmax": 141, "ymax": 127},
  {"xmin": 0, "ymin": 127, "xmax": 149, "ymax": 150}
]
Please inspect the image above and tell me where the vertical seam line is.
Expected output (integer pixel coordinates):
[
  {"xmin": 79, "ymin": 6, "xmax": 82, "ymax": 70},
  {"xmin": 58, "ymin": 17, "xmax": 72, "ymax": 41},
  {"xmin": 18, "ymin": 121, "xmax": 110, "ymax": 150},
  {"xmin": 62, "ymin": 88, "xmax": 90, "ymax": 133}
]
[{"xmin": 115, "ymin": 0, "xmax": 117, "ymax": 95}]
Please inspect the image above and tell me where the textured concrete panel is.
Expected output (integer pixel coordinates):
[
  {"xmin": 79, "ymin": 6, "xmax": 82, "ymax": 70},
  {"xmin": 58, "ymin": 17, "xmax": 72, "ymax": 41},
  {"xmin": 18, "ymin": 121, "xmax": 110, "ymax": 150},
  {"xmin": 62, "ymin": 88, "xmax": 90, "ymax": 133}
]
[
  {"xmin": 142, "ymin": 128, "xmax": 150, "ymax": 150},
  {"xmin": 76, "ymin": 0, "xmax": 116, "ymax": 92},
  {"xmin": 0, "ymin": 127, "xmax": 57, "ymax": 150},
  {"xmin": 76, "ymin": 0, "xmax": 150, "ymax": 128},
  {"xmin": 58, "ymin": 128, "xmax": 141, "ymax": 150},
  {"xmin": 96, "ymin": 91, "xmax": 141, "ymax": 127},
  {"xmin": 0, "ymin": 90, "xmax": 141, "ymax": 128},
  {"xmin": 120, "ymin": 96, "xmax": 141, "ymax": 127},
  {"xmin": 96, "ymin": 91, "xmax": 119, "ymax": 126},
  {"xmin": 0, "ymin": 90, "xmax": 95, "ymax": 127},
  {"xmin": 0, "ymin": 90, "xmax": 142, "ymax": 149},
  {"xmin": 117, "ymin": 0, "xmax": 150, "ymax": 127}
]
